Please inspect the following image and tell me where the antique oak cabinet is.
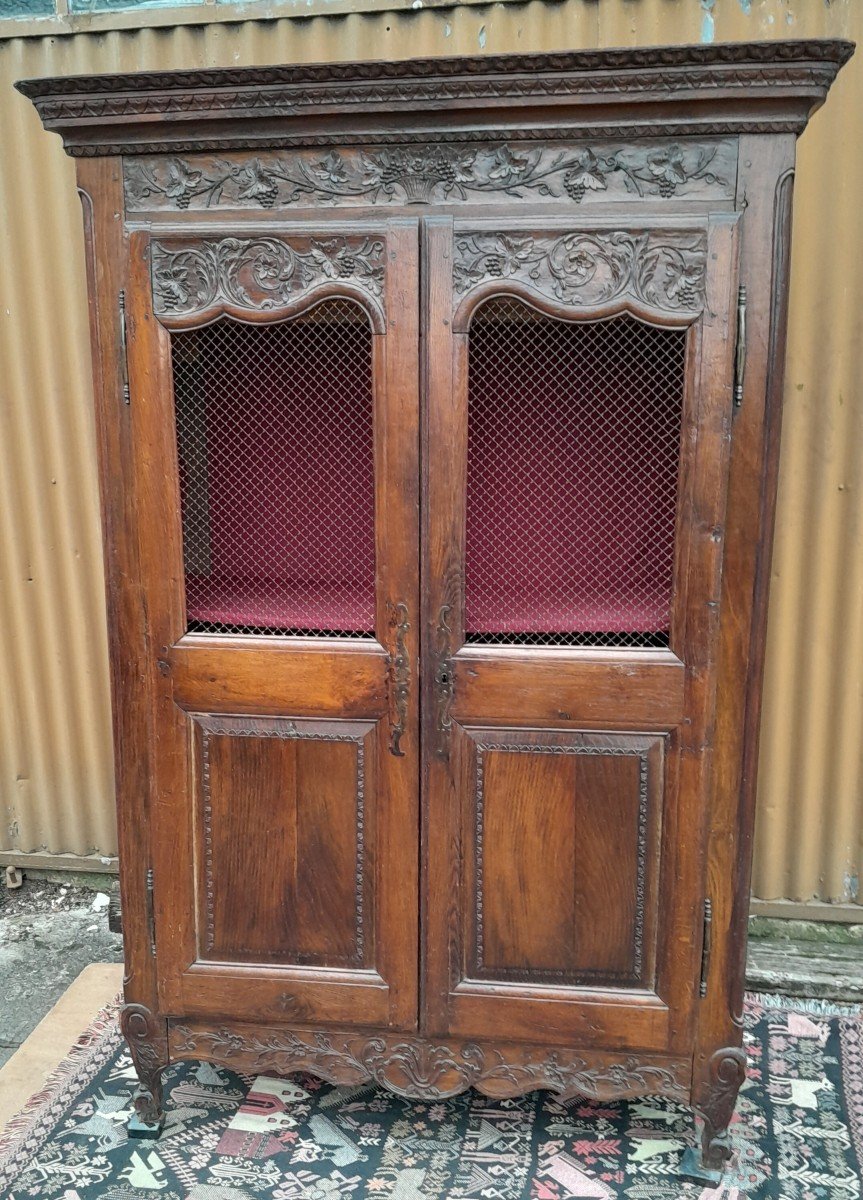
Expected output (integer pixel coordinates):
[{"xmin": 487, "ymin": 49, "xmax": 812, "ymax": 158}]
[{"xmin": 20, "ymin": 39, "xmax": 851, "ymax": 1182}]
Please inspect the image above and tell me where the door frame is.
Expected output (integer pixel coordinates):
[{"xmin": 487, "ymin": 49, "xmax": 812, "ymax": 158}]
[
  {"xmin": 420, "ymin": 212, "xmax": 741, "ymax": 1053},
  {"xmin": 124, "ymin": 218, "xmax": 422, "ymax": 1030}
]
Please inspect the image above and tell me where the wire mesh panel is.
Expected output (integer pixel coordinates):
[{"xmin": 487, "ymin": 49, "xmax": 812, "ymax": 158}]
[
  {"xmin": 465, "ymin": 299, "xmax": 688, "ymax": 648},
  {"xmin": 171, "ymin": 300, "xmax": 376, "ymax": 637}
]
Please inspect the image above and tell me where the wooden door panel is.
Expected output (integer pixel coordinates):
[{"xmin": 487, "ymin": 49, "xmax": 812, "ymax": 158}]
[
  {"xmin": 193, "ymin": 714, "xmax": 374, "ymax": 970},
  {"xmin": 168, "ymin": 639, "xmax": 388, "ymax": 718},
  {"xmin": 127, "ymin": 220, "xmax": 420, "ymax": 1031},
  {"xmin": 452, "ymin": 648, "xmax": 685, "ymax": 729},
  {"xmin": 422, "ymin": 214, "xmax": 739, "ymax": 1052},
  {"xmin": 464, "ymin": 728, "xmax": 663, "ymax": 988}
]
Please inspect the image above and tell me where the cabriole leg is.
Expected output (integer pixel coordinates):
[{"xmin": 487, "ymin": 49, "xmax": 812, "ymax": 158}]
[
  {"xmin": 120, "ymin": 1003, "xmax": 169, "ymax": 1139},
  {"xmin": 680, "ymin": 1046, "xmax": 747, "ymax": 1188}
]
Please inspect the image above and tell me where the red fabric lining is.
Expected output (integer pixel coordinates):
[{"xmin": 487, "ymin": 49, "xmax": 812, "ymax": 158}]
[
  {"xmin": 464, "ymin": 306, "xmax": 686, "ymax": 640},
  {"xmin": 174, "ymin": 311, "xmax": 376, "ymax": 634}
]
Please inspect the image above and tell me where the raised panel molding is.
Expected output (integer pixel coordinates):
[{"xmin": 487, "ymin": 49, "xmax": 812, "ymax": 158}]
[
  {"xmin": 169, "ymin": 1021, "xmax": 690, "ymax": 1104},
  {"xmin": 124, "ymin": 140, "xmax": 736, "ymax": 211},
  {"xmin": 150, "ymin": 235, "xmax": 385, "ymax": 323},
  {"xmin": 471, "ymin": 733, "xmax": 658, "ymax": 986},
  {"xmin": 193, "ymin": 714, "xmax": 369, "ymax": 964},
  {"xmin": 453, "ymin": 230, "xmax": 707, "ymax": 314}
]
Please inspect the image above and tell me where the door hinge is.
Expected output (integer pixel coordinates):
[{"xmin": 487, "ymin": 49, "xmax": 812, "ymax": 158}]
[
  {"xmin": 145, "ymin": 866, "xmax": 156, "ymax": 957},
  {"xmin": 733, "ymin": 284, "xmax": 747, "ymax": 408},
  {"xmin": 699, "ymin": 896, "xmax": 713, "ymax": 997},
  {"xmin": 119, "ymin": 289, "xmax": 131, "ymax": 406}
]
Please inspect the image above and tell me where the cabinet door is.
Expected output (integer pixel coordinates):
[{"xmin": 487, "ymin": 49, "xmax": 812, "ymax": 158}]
[
  {"xmin": 127, "ymin": 221, "xmax": 419, "ymax": 1030},
  {"xmin": 422, "ymin": 215, "xmax": 738, "ymax": 1053}
]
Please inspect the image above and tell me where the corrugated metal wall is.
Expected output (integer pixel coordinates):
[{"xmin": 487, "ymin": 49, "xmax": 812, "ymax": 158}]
[{"xmin": 0, "ymin": 0, "xmax": 860, "ymax": 905}]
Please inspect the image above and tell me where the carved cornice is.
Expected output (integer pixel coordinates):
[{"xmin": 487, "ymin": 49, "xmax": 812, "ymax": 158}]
[
  {"xmin": 67, "ymin": 124, "xmax": 803, "ymax": 158},
  {"xmin": 125, "ymin": 139, "xmax": 735, "ymax": 211},
  {"xmin": 169, "ymin": 1021, "xmax": 690, "ymax": 1103},
  {"xmin": 453, "ymin": 230, "xmax": 707, "ymax": 318},
  {"xmin": 18, "ymin": 40, "xmax": 852, "ymax": 100},
  {"xmin": 150, "ymin": 235, "xmax": 385, "ymax": 327},
  {"xmin": 16, "ymin": 40, "xmax": 852, "ymax": 157}
]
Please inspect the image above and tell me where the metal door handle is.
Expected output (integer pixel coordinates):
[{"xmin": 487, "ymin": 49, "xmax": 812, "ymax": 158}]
[
  {"xmin": 435, "ymin": 604, "xmax": 455, "ymax": 744},
  {"xmin": 387, "ymin": 602, "xmax": 410, "ymax": 757}
]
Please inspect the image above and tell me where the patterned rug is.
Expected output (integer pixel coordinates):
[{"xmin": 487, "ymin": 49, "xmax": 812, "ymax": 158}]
[{"xmin": 1, "ymin": 995, "xmax": 861, "ymax": 1199}]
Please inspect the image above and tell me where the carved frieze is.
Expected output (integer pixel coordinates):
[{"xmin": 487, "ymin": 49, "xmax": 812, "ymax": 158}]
[
  {"xmin": 170, "ymin": 1021, "xmax": 690, "ymax": 1103},
  {"xmin": 453, "ymin": 230, "xmax": 707, "ymax": 313},
  {"xmin": 126, "ymin": 139, "xmax": 735, "ymax": 211},
  {"xmin": 150, "ymin": 235, "xmax": 384, "ymax": 320}
]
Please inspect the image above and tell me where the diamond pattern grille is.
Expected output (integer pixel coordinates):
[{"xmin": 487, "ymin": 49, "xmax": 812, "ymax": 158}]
[
  {"xmin": 171, "ymin": 301, "xmax": 376, "ymax": 637},
  {"xmin": 465, "ymin": 299, "xmax": 687, "ymax": 648}
]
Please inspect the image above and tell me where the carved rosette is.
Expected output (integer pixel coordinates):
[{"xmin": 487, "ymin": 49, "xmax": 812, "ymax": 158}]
[
  {"xmin": 150, "ymin": 235, "xmax": 384, "ymax": 321},
  {"xmin": 453, "ymin": 230, "xmax": 707, "ymax": 314},
  {"xmin": 170, "ymin": 1022, "xmax": 689, "ymax": 1104},
  {"xmin": 125, "ymin": 140, "xmax": 735, "ymax": 211}
]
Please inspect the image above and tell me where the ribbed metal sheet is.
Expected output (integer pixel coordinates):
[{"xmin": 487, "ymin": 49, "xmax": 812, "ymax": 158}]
[{"xmin": 0, "ymin": 0, "xmax": 859, "ymax": 903}]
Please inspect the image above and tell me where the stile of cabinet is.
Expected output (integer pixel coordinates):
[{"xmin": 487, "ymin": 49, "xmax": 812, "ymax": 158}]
[{"xmin": 18, "ymin": 39, "xmax": 852, "ymax": 1184}]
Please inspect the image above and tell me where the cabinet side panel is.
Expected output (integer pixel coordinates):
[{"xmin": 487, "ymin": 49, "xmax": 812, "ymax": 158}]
[
  {"xmin": 75, "ymin": 157, "xmax": 156, "ymax": 1013},
  {"xmin": 695, "ymin": 135, "xmax": 797, "ymax": 1092}
]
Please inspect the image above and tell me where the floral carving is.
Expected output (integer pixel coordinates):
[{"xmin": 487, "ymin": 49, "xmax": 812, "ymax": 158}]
[
  {"xmin": 387, "ymin": 602, "xmax": 410, "ymax": 758},
  {"xmin": 453, "ymin": 230, "xmax": 707, "ymax": 312},
  {"xmin": 170, "ymin": 1023, "xmax": 690, "ymax": 1104},
  {"xmin": 125, "ymin": 140, "xmax": 733, "ymax": 211},
  {"xmin": 150, "ymin": 235, "xmax": 384, "ymax": 319}
]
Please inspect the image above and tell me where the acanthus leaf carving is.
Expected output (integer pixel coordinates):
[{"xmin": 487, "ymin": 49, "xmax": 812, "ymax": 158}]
[
  {"xmin": 453, "ymin": 230, "xmax": 707, "ymax": 313},
  {"xmin": 169, "ymin": 1022, "xmax": 690, "ymax": 1104},
  {"xmin": 150, "ymin": 235, "xmax": 385, "ymax": 320},
  {"xmin": 125, "ymin": 139, "xmax": 734, "ymax": 211}
]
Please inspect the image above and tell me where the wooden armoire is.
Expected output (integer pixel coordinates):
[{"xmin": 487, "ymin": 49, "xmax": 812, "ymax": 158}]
[{"xmin": 20, "ymin": 38, "xmax": 851, "ymax": 1184}]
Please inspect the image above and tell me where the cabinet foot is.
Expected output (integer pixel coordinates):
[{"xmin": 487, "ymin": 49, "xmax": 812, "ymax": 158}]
[
  {"xmin": 679, "ymin": 1144, "xmax": 724, "ymax": 1188},
  {"xmin": 120, "ymin": 1003, "xmax": 169, "ymax": 1139},
  {"xmin": 687, "ymin": 1046, "xmax": 747, "ymax": 1186},
  {"xmin": 127, "ymin": 1085, "xmax": 165, "ymax": 1139}
]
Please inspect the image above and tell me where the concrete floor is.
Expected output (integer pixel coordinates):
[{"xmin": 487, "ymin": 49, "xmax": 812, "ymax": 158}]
[
  {"xmin": 0, "ymin": 961, "xmax": 123, "ymax": 1130},
  {"xmin": 0, "ymin": 875, "xmax": 123, "ymax": 1070}
]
